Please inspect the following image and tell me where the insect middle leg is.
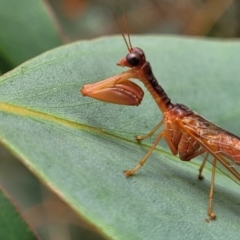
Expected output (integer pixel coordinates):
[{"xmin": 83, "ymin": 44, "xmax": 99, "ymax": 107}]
[
  {"xmin": 124, "ymin": 130, "xmax": 177, "ymax": 177},
  {"xmin": 135, "ymin": 119, "xmax": 164, "ymax": 141}
]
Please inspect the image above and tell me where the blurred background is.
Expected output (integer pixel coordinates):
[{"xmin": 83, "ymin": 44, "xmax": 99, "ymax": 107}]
[
  {"xmin": 49, "ymin": 0, "xmax": 240, "ymax": 40},
  {"xmin": 0, "ymin": 0, "xmax": 240, "ymax": 239},
  {"xmin": 1, "ymin": 0, "xmax": 240, "ymax": 74}
]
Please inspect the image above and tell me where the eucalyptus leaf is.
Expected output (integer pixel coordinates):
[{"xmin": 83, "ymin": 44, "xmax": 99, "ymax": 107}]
[
  {"xmin": 0, "ymin": 187, "xmax": 36, "ymax": 240},
  {"xmin": 0, "ymin": 36, "xmax": 240, "ymax": 240},
  {"xmin": 0, "ymin": 0, "xmax": 62, "ymax": 69}
]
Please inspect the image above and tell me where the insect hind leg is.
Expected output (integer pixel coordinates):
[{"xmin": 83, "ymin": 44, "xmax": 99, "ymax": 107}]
[
  {"xmin": 198, "ymin": 152, "xmax": 209, "ymax": 180},
  {"xmin": 208, "ymin": 157, "xmax": 217, "ymax": 220}
]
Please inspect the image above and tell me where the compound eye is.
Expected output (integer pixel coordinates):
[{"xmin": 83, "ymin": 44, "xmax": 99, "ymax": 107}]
[{"xmin": 126, "ymin": 52, "xmax": 140, "ymax": 66}]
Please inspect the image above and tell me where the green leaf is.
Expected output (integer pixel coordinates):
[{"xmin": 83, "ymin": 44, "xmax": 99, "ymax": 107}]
[
  {"xmin": 0, "ymin": 0, "xmax": 62, "ymax": 70},
  {"xmin": 0, "ymin": 36, "xmax": 240, "ymax": 240},
  {"xmin": 0, "ymin": 187, "xmax": 36, "ymax": 240}
]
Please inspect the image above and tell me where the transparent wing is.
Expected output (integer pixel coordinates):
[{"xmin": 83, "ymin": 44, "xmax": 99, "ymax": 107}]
[{"xmin": 179, "ymin": 112, "xmax": 240, "ymax": 185}]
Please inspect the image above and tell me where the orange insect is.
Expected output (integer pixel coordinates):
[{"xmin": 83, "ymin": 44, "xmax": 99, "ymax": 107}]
[{"xmin": 81, "ymin": 20, "xmax": 240, "ymax": 220}]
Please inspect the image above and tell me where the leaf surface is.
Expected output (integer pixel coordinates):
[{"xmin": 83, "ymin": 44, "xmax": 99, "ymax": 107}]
[{"xmin": 0, "ymin": 36, "xmax": 240, "ymax": 240}]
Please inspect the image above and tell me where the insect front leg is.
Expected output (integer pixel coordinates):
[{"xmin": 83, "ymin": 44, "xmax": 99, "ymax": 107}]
[{"xmin": 135, "ymin": 119, "xmax": 164, "ymax": 141}]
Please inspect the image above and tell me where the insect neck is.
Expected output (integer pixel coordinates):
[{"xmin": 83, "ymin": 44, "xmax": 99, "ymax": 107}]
[{"xmin": 139, "ymin": 62, "xmax": 173, "ymax": 112}]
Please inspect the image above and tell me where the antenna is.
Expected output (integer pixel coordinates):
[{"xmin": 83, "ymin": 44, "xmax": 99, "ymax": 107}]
[
  {"xmin": 124, "ymin": 12, "xmax": 132, "ymax": 50},
  {"xmin": 114, "ymin": 13, "xmax": 132, "ymax": 52}
]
